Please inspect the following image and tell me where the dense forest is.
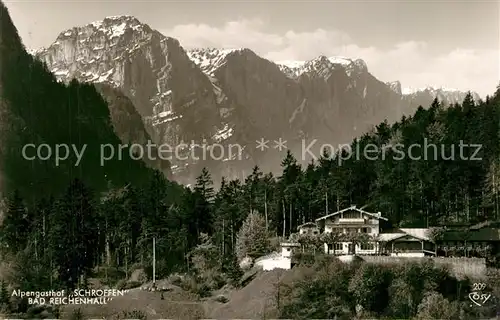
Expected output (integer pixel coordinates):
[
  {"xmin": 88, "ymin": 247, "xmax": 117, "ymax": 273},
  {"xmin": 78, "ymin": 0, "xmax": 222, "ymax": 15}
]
[{"xmin": 1, "ymin": 87, "xmax": 500, "ymax": 292}]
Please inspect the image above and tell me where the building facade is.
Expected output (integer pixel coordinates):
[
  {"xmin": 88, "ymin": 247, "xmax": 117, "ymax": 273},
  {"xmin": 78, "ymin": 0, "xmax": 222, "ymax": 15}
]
[
  {"xmin": 315, "ymin": 205, "xmax": 387, "ymax": 255},
  {"xmin": 297, "ymin": 222, "xmax": 320, "ymax": 235},
  {"xmin": 378, "ymin": 229, "xmax": 435, "ymax": 257},
  {"xmin": 297, "ymin": 205, "xmax": 500, "ymax": 259},
  {"xmin": 311, "ymin": 205, "xmax": 435, "ymax": 257}
]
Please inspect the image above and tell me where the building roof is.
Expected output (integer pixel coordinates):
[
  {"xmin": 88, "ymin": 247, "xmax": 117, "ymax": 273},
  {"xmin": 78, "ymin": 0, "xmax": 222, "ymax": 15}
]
[
  {"xmin": 377, "ymin": 233, "xmax": 406, "ymax": 242},
  {"xmin": 400, "ymin": 228, "xmax": 431, "ymax": 241},
  {"xmin": 315, "ymin": 205, "xmax": 388, "ymax": 222},
  {"xmin": 469, "ymin": 221, "xmax": 500, "ymax": 230},
  {"xmin": 441, "ymin": 228, "xmax": 500, "ymax": 242},
  {"xmin": 297, "ymin": 222, "xmax": 318, "ymax": 229},
  {"xmin": 281, "ymin": 242, "xmax": 300, "ymax": 247},
  {"xmin": 378, "ymin": 228, "xmax": 431, "ymax": 242}
]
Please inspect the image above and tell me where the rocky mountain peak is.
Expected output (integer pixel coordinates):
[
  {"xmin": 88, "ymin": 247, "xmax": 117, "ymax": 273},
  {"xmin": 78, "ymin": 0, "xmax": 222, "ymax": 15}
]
[
  {"xmin": 386, "ymin": 81, "xmax": 402, "ymax": 95},
  {"xmin": 187, "ymin": 48, "xmax": 246, "ymax": 76},
  {"xmin": 35, "ymin": 15, "xmax": 183, "ymax": 89},
  {"xmin": 54, "ymin": 15, "xmax": 155, "ymax": 44},
  {"xmin": 32, "ymin": 14, "xmax": 484, "ymax": 184},
  {"xmin": 402, "ymin": 86, "xmax": 481, "ymax": 104},
  {"xmin": 277, "ymin": 55, "xmax": 368, "ymax": 80}
]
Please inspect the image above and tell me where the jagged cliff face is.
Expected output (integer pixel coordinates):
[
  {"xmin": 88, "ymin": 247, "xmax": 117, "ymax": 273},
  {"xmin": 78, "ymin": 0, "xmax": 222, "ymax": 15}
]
[
  {"xmin": 36, "ymin": 16, "xmax": 223, "ymax": 145},
  {"xmin": 35, "ymin": 16, "xmax": 481, "ymax": 183},
  {"xmin": 93, "ymin": 83, "xmax": 172, "ymax": 178},
  {"xmin": 402, "ymin": 87, "xmax": 482, "ymax": 110},
  {"xmin": 35, "ymin": 16, "xmax": 227, "ymax": 181},
  {"xmin": 0, "ymin": 6, "xmax": 158, "ymax": 199}
]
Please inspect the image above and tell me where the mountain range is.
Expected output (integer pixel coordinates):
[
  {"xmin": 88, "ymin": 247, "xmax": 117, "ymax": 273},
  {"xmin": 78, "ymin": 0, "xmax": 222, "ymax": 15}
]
[{"xmin": 33, "ymin": 15, "xmax": 481, "ymax": 184}]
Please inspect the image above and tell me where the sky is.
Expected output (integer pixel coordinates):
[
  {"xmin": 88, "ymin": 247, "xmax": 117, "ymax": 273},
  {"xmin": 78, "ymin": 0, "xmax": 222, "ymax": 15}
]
[{"xmin": 4, "ymin": 0, "xmax": 500, "ymax": 97}]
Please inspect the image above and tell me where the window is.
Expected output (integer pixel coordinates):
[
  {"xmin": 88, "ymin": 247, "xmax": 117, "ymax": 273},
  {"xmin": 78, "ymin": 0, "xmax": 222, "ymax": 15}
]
[
  {"xmin": 362, "ymin": 227, "xmax": 370, "ymax": 233},
  {"xmin": 286, "ymin": 248, "xmax": 291, "ymax": 252},
  {"xmin": 343, "ymin": 211, "xmax": 360, "ymax": 219},
  {"xmin": 334, "ymin": 243, "xmax": 343, "ymax": 250},
  {"xmin": 360, "ymin": 243, "xmax": 375, "ymax": 250},
  {"xmin": 313, "ymin": 230, "xmax": 319, "ymax": 235}
]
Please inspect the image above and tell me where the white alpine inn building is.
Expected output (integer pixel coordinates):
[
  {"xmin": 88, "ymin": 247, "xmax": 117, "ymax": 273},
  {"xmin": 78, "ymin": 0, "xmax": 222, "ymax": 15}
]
[
  {"xmin": 309, "ymin": 205, "xmax": 435, "ymax": 257},
  {"xmin": 260, "ymin": 205, "xmax": 435, "ymax": 271},
  {"xmin": 314, "ymin": 205, "xmax": 387, "ymax": 255}
]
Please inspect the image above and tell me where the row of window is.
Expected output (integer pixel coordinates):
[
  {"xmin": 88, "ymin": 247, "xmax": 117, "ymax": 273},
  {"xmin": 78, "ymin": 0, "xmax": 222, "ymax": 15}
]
[
  {"xmin": 341, "ymin": 212, "xmax": 364, "ymax": 219},
  {"xmin": 329, "ymin": 227, "xmax": 372, "ymax": 233},
  {"xmin": 328, "ymin": 242, "xmax": 376, "ymax": 250}
]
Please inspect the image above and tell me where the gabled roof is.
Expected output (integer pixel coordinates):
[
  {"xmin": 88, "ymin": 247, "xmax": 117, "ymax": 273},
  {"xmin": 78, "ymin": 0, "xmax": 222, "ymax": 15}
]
[
  {"xmin": 315, "ymin": 205, "xmax": 388, "ymax": 221},
  {"xmin": 377, "ymin": 228, "xmax": 431, "ymax": 242},
  {"xmin": 400, "ymin": 228, "xmax": 431, "ymax": 241},
  {"xmin": 377, "ymin": 233, "xmax": 406, "ymax": 242},
  {"xmin": 297, "ymin": 222, "xmax": 318, "ymax": 229}
]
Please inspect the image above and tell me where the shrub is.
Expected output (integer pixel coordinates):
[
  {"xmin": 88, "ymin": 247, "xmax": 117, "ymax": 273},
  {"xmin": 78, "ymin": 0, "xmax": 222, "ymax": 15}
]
[
  {"xmin": 167, "ymin": 273, "xmax": 184, "ymax": 286},
  {"xmin": 116, "ymin": 279, "xmax": 141, "ymax": 290},
  {"xmin": 115, "ymin": 309, "xmax": 147, "ymax": 320},
  {"xmin": 415, "ymin": 292, "xmax": 460, "ymax": 320},
  {"xmin": 348, "ymin": 263, "xmax": 391, "ymax": 315},
  {"xmin": 294, "ymin": 252, "xmax": 316, "ymax": 266},
  {"xmin": 69, "ymin": 308, "xmax": 84, "ymax": 320}
]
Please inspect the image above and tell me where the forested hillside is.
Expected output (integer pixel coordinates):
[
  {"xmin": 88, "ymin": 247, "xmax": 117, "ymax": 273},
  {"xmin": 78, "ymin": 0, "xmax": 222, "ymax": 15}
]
[
  {"xmin": 1, "ymin": 87, "xmax": 500, "ymax": 293},
  {"xmin": 0, "ymin": 1, "xmax": 155, "ymax": 202}
]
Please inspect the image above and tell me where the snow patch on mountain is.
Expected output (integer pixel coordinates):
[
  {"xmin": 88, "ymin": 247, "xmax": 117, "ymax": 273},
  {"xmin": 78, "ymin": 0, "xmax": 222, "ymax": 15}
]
[
  {"xmin": 187, "ymin": 48, "xmax": 244, "ymax": 76},
  {"xmin": 276, "ymin": 55, "xmax": 368, "ymax": 80},
  {"xmin": 402, "ymin": 86, "xmax": 461, "ymax": 95},
  {"xmin": 213, "ymin": 124, "xmax": 234, "ymax": 142},
  {"xmin": 386, "ymin": 81, "xmax": 402, "ymax": 95},
  {"xmin": 35, "ymin": 15, "xmax": 165, "ymax": 88}
]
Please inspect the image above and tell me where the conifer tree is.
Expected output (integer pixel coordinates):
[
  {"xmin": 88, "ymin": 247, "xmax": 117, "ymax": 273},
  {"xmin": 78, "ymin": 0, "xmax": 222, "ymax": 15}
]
[
  {"xmin": 0, "ymin": 190, "xmax": 29, "ymax": 253},
  {"xmin": 48, "ymin": 179, "xmax": 98, "ymax": 290},
  {"xmin": 235, "ymin": 210, "xmax": 271, "ymax": 260}
]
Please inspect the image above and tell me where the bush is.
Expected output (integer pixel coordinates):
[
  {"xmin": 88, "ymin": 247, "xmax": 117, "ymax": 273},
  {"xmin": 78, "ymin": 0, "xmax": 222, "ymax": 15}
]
[
  {"xmin": 93, "ymin": 266, "xmax": 126, "ymax": 286},
  {"xmin": 348, "ymin": 263, "xmax": 391, "ymax": 315},
  {"xmin": 195, "ymin": 282, "xmax": 212, "ymax": 298},
  {"xmin": 144, "ymin": 259, "xmax": 173, "ymax": 280},
  {"xmin": 115, "ymin": 309, "xmax": 147, "ymax": 320},
  {"xmin": 294, "ymin": 252, "xmax": 316, "ymax": 266},
  {"xmin": 129, "ymin": 268, "xmax": 148, "ymax": 283},
  {"xmin": 116, "ymin": 279, "xmax": 141, "ymax": 290},
  {"xmin": 167, "ymin": 273, "xmax": 184, "ymax": 286},
  {"xmin": 277, "ymin": 258, "xmax": 487, "ymax": 320},
  {"xmin": 178, "ymin": 275, "xmax": 208, "ymax": 297},
  {"xmin": 214, "ymin": 294, "xmax": 229, "ymax": 303},
  {"xmin": 69, "ymin": 308, "xmax": 84, "ymax": 320},
  {"xmin": 415, "ymin": 292, "xmax": 460, "ymax": 320}
]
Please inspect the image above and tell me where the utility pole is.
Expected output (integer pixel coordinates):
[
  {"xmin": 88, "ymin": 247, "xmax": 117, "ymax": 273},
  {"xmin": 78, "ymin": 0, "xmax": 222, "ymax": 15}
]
[
  {"xmin": 325, "ymin": 191, "xmax": 328, "ymax": 215},
  {"xmin": 153, "ymin": 237, "xmax": 156, "ymax": 289},
  {"xmin": 282, "ymin": 199, "xmax": 286, "ymax": 238},
  {"xmin": 264, "ymin": 190, "xmax": 268, "ymax": 232}
]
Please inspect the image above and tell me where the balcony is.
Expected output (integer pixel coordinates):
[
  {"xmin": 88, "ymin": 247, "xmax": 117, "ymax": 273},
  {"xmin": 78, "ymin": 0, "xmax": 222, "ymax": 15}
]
[{"xmin": 338, "ymin": 218, "xmax": 365, "ymax": 224}]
